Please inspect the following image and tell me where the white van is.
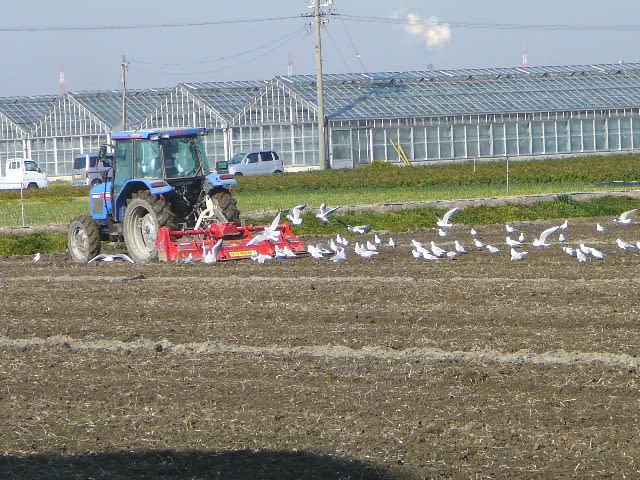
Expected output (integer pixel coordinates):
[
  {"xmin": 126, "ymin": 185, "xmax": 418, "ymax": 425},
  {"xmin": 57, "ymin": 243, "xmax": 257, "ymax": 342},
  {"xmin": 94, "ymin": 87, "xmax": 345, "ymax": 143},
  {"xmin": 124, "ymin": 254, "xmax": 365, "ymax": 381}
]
[
  {"xmin": 227, "ymin": 150, "xmax": 284, "ymax": 176},
  {"xmin": 0, "ymin": 158, "xmax": 48, "ymax": 190},
  {"xmin": 72, "ymin": 152, "xmax": 114, "ymax": 187}
]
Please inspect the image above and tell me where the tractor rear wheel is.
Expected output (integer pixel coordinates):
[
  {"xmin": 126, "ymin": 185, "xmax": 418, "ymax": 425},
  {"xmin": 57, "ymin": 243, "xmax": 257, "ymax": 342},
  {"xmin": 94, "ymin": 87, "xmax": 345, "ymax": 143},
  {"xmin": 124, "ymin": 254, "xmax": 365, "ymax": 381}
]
[
  {"xmin": 68, "ymin": 215, "xmax": 101, "ymax": 263},
  {"xmin": 123, "ymin": 190, "xmax": 175, "ymax": 263},
  {"xmin": 212, "ymin": 188, "xmax": 240, "ymax": 224}
]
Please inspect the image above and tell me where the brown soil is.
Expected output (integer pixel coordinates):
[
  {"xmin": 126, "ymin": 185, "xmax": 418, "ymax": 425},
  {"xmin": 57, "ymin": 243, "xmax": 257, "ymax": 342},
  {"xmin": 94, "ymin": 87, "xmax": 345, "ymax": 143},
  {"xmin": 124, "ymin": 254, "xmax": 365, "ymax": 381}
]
[{"xmin": 0, "ymin": 217, "xmax": 639, "ymax": 479}]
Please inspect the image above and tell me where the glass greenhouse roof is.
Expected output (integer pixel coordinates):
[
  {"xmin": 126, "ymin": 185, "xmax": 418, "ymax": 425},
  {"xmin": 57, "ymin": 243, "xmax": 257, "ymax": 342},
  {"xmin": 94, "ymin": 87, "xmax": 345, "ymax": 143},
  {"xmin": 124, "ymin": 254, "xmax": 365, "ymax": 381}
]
[
  {"xmin": 182, "ymin": 81, "xmax": 268, "ymax": 120},
  {"xmin": 0, "ymin": 95, "xmax": 59, "ymax": 130},
  {"xmin": 69, "ymin": 88, "xmax": 172, "ymax": 127},
  {"xmin": 279, "ymin": 63, "xmax": 640, "ymax": 120}
]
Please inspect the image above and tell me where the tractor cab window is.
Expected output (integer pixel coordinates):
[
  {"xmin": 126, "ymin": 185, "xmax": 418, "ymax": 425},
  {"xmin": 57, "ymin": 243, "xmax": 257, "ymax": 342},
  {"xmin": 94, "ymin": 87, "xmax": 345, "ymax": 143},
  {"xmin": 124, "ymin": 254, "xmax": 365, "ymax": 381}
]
[
  {"xmin": 135, "ymin": 141, "xmax": 161, "ymax": 178},
  {"xmin": 113, "ymin": 141, "xmax": 133, "ymax": 195},
  {"xmin": 164, "ymin": 137, "xmax": 202, "ymax": 178}
]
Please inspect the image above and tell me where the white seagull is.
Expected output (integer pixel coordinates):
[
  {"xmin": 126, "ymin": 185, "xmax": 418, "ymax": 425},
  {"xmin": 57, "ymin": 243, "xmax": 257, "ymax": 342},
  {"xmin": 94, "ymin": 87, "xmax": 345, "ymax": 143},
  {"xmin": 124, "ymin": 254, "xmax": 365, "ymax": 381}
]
[
  {"xmin": 330, "ymin": 248, "xmax": 347, "ymax": 262},
  {"xmin": 251, "ymin": 253, "xmax": 273, "ymax": 264},
  {"xmin": 559, "ymin": 220, "xmax": 568, "ymax": 230},
  {"xmin": 436, "ymin": 207, "xmax": 458, "ymax": 228},
  {"xmin": 421, "ymin": 250, "xmax": 439, "ymax": 261},
  {"xmin": 307, "ymin": 245, "xmax": 325, "ymax": 259},
  {"xmin": 596, "ymin": 223, "xmax": 607, "ymax": 233},
  {"xmin": 357, "ymin": 249, "xmax": 379, "ymax": 259},
  {"xmin": 388, "ymin": 237, "xmax": 396, "ymax": 248},
  {"xmin": 505, "ymin": 223, "xmax": 516, "ymax": 233},
  {"xmin": 576, "ymin": 249, "xmax": 587, "ymax": 263},
  {"xmin": 614, "ymin": 208, "xmax": 637, "ymax": 225},
  {"xmin": 88, "ymin": 253, "xmax": 134, "ymax": 264},
  {"xmin": 430, "ymin": 241, "xmax": 447, "ymax": 257},
  {"xmin": 316, "ymin": 203, "xmax": 340, "ymax": 224},
  {"xmin": 454, "ymin": 240, "xmax": 467, "ymax": 254},
  {"xmin": 286, "ymin": 204, "xmax": 306, "ymax": 225},
  {"xmin": 347, "ymin": 224, "xmax": 369, "ymax": 235},
  {"xmin": 247, "ymin": 213, "xmax": 282, "ymax": 246},
  {"xmin": 438, "ymin": 228, "xmax": 448, "ymax": 238},
  {"xmin": 32, "ymin": 252, "xmax": 41, "ymax": 263},
  {"xmin": 485, "ymin": 244, "xmax": 500, "ymax": 254},
  {"xmin": 202, "ymin": 239, "xmax": 223, "ymax": 264},
  {"xmin": 616, "ymin": 238, "xmax": 635, "ymax": 250},
  {"xmin": 532, "ymin": 225, "xmax": 559, "ymax": 247},
  {"xmin": 510, "ymin": 248, "xmax": 528, "ymax": 261},
  {"xmin": 473, "ymin": 238, "xmax": 485, "ymax": 249},
  {"xmin": 505, "ymin": 236, "xmax": 521, "ymax": 247}
]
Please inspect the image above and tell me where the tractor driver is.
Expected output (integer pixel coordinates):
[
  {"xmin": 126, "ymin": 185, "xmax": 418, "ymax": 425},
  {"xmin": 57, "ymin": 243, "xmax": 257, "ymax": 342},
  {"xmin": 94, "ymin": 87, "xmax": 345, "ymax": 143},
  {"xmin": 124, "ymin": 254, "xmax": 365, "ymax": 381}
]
[
  {"xmin": 165, "ymin": 139, "xmax": 197, "ymax": 177},
  {"xmin": 137, "ymin": 141, "xmax": 162, "ymax": 178}
]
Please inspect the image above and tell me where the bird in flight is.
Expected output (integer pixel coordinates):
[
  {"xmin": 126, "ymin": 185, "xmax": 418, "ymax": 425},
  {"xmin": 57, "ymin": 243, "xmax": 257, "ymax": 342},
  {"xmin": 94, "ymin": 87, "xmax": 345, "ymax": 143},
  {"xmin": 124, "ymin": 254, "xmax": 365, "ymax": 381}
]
[
  {"xmin": 88, "ymin": 253, "xmax": 134, "ymax": 263},
  {"xmin": 316, "ymin": 203, "xmax": 340, "ymax": 224},
  {"xmin": 532, "ymin": 225, "xmax": 559, "ymax": 247},
  {"xmin": 286, "ymin": 204, "xmax": 306, "ymax": 225},
  {"xmin": 436, "ymin": 207, "xmax": 458, "ymax": 228},
  {"xmin": 247, "ymin": 213, "xmax": 282, "ymax": 246},
  {"xmin": 614, "ymin": 208, "xmax": 637, "ymax": 224}
]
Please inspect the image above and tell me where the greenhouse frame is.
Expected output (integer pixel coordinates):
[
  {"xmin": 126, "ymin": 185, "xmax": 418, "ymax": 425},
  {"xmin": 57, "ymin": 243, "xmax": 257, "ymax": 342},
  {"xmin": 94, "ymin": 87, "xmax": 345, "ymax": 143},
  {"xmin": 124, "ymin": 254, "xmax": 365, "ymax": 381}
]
[{"xmin": 1, "ymin": 62, "xmax": 640, "ymax": 179}]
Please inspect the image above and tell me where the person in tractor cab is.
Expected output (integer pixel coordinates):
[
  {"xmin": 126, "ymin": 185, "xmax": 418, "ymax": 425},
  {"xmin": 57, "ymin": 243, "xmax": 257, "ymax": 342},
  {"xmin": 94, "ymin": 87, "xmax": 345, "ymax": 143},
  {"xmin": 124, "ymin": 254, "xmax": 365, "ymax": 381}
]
[
  {"xmin": 136, "ymin": 141, "xmax": 162, "ymax": 178},
  {"xmin": 165, "ymin": 138, "xmax": 198, "ymax": 177}
]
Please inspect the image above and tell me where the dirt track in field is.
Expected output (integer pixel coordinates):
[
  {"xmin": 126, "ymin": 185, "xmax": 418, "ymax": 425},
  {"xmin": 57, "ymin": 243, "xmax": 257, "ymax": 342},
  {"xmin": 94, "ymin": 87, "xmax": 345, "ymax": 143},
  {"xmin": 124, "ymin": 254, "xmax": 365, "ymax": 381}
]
[{"xmin": 1, "ymin": 216, "xmax": 639, "ymax": 479}]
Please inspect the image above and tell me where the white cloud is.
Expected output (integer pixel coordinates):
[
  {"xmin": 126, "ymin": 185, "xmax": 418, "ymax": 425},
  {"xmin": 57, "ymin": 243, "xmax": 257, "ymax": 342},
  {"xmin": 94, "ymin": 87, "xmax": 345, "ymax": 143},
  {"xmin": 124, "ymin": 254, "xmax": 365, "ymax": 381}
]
[{"xmin": 404, "ymin": 13, "xmax": 451, "ymax": 49}]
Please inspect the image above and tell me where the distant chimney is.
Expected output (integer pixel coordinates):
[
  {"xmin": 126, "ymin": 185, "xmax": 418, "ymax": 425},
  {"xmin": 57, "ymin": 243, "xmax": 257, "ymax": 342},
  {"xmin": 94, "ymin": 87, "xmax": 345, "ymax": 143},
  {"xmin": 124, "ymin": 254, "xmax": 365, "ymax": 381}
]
[
  {"xmin": 521, "ymin": 48, "xmax": 529, "ymax": 67},
  {"xmin": 287, "ymin": 52, "xmax": 293, "ymax": 76},
  {"xmin": 59, "ymin": 64, "xmax": 65, "ymax": 94}
]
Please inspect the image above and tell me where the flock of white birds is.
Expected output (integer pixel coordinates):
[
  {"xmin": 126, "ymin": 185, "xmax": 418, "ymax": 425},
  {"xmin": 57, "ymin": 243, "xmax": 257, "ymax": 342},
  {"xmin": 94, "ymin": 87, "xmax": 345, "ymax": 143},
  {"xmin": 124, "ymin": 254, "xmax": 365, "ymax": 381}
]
[
  {"xmin": 255, "ymin": 204, "xmax": 640, "ymax": 265},
  {"xmin": 33, "ymin": 204, "xmax": 637, "ymax": 265}
]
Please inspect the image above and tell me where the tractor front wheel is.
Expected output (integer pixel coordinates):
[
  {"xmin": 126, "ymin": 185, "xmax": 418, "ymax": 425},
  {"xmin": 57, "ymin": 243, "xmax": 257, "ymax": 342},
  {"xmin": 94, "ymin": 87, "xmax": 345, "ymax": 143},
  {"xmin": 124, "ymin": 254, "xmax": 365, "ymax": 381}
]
[
  {"xmin": 123, "ymin": 191, "xmax": 174, "ymax": 263},
  {"xmin": 211, "ymin": 188, "xmax": 241, "ymax": 224},
  {"xmin": 67, "ymin": 215, "xmax": 101, "ymax": 263}
]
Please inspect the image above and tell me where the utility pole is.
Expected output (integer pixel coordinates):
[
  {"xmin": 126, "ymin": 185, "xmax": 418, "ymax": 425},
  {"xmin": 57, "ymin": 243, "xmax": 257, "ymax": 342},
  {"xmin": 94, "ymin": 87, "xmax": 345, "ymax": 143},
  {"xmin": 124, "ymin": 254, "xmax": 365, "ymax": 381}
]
[
  {"xmin": 313, "ymin": 0, "xmax": 326, "ymax": 170},
  {"xmin": 121, "ymin": 55, "xmax": 128, "ymax": 130}
]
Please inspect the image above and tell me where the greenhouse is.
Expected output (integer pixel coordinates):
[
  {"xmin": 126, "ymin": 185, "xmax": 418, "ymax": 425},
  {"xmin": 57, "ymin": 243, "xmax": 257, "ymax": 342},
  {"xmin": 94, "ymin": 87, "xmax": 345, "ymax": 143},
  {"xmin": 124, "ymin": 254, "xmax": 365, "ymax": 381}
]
[{"xmin": 2, "ymin": 62, "xmax": 640, "ymax": 179}]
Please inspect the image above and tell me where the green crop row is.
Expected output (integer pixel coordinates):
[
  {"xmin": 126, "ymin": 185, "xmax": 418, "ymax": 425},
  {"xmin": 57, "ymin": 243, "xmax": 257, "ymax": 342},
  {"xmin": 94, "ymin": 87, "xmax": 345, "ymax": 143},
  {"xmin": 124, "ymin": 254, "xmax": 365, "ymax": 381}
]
[{"xmin": 234, "ymin": 154, "xmax": 640, "ymax": 193}]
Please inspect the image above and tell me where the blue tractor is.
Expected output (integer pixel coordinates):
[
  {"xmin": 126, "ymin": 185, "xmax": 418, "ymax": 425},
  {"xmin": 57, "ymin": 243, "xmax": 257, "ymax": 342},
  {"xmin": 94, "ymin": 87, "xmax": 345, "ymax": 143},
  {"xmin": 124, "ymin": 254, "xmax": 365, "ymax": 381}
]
[{"xmin": 67, "ymin": 127, "xmax": 240, "ymax": 263}]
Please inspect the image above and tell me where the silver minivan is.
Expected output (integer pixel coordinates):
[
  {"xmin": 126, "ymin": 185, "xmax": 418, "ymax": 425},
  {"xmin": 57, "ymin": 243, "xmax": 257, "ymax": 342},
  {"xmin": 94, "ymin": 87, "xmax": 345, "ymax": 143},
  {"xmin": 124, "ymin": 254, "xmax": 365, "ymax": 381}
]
[
  {"xmin": 227, "ymin": 150, "xmax": 284, "ymax": 176},
  {"xmin": 72, "ymin": 152, "xmax": 114, "ymax": 186}
]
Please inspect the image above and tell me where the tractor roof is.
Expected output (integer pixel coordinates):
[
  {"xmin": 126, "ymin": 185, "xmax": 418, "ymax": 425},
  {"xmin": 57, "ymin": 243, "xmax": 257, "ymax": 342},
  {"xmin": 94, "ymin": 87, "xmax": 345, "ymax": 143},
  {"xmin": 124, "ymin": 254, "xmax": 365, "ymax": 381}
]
[{"xmin": 111, "ymin": 127, "xmax": 207, "ymax": 140}]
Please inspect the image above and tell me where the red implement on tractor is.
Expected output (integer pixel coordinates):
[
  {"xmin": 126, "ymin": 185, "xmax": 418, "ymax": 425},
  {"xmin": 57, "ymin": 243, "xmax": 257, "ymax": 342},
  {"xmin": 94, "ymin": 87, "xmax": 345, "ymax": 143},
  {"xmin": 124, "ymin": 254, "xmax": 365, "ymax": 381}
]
[{"xmin": 156, "ymin": 220, "xmax": 305, "ymax": 262}]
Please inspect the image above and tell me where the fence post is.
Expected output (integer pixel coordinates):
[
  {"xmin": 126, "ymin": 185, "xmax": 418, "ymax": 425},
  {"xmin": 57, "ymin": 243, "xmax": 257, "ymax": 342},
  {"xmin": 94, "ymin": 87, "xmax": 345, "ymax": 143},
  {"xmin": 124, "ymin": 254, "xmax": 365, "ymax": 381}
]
[{"xmin": 506, "ymin": 156, "xmax": 510, "ymax": 195}]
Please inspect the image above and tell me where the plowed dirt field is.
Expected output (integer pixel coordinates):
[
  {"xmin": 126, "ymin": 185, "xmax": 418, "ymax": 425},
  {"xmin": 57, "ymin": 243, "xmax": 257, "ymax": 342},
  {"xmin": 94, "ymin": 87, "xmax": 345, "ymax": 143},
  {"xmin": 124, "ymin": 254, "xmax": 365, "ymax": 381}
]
[{"xmin": 1, "ymin": 217, "xmax": 639, "ymax": 479}]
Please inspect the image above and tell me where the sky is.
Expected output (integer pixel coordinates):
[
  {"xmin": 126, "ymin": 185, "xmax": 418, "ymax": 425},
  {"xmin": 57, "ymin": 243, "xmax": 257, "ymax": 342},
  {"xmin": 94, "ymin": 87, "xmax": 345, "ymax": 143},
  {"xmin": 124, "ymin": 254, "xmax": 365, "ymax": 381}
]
[{"xmin": 2, "ymin": 0, "xmax": 639, "ymax": 97}]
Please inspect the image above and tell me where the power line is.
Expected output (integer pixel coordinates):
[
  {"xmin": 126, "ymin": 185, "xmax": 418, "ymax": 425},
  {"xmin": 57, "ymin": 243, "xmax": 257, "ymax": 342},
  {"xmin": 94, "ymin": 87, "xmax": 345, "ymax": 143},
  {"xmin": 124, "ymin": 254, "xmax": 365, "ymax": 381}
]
[
  {"xmin": 323, "ymin": 26, "xmax": 352, "ymax": 74},
  {"xmin": 2, "ymin": 13, "xmax": 639, "ymax": 34},
  {"xmin": 337, "ymin": 16, "xmax": 367, "ymax": 73},
  {"xmin": 0, "ymin": 16, "xmax": 302, "ymax": 32},
  {"xmin": 338, "ymin": 14, "xmax": 640, "ymax": 32},
  {"xmin": 131, "ymin": 28, "xmax": 305, "ymax": 68}
]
